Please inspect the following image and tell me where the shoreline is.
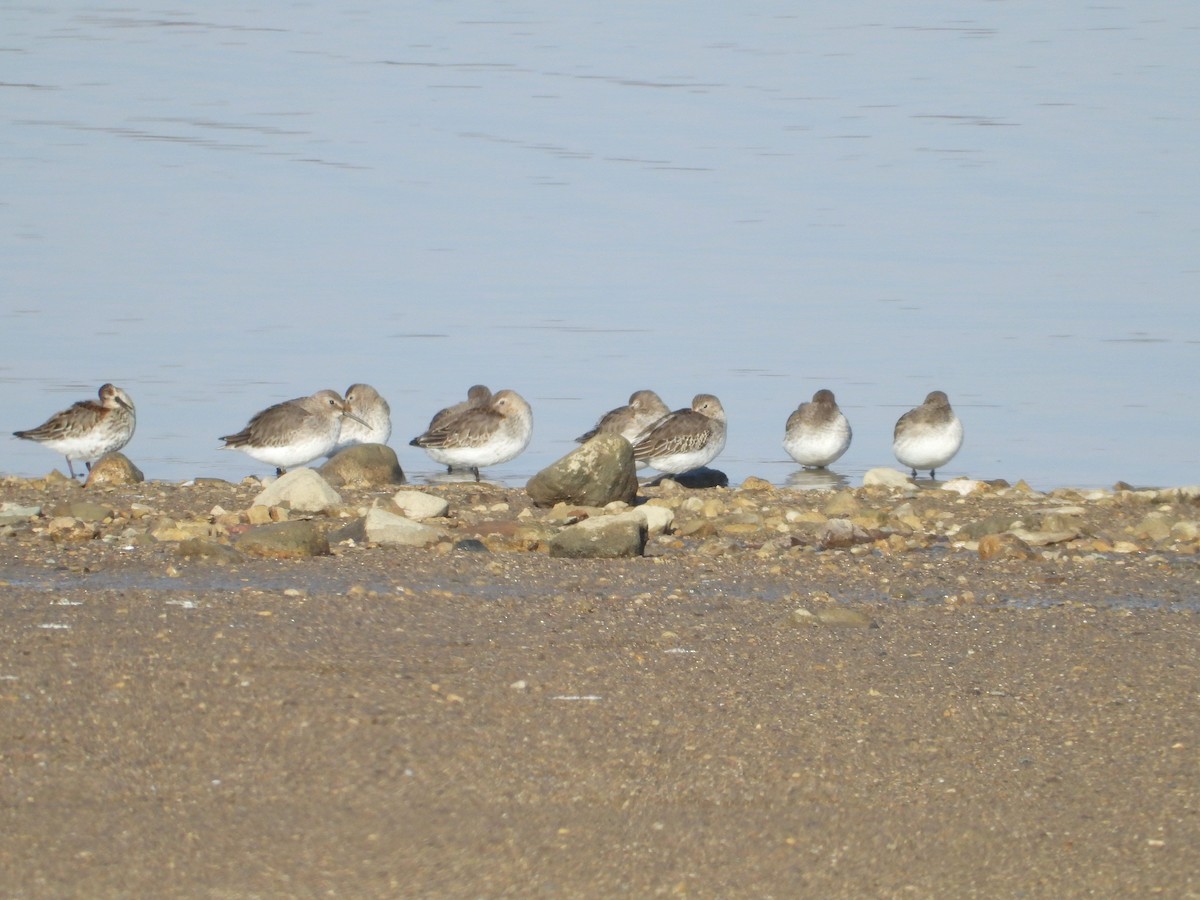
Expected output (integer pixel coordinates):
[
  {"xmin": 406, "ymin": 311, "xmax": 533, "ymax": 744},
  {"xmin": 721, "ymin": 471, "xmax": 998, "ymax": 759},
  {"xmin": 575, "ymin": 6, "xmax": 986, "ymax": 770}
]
[{"xmin": 2, "ymin": 469, "xmax": 1199, "ymax": 895}]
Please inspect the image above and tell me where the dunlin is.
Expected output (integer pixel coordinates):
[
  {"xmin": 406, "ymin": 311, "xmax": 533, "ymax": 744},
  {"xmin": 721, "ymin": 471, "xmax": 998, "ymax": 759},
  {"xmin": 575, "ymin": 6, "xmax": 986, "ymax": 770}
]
[
  {"xmin": 576, "ymin": 389, "xmax": 670, "ymax": 444},
  {"xmin": 892, "ymin": 390, "xmax": 963, "ymax": 479},
  {"xmin": 783, "ymin": 389, "xmax": 852, "ymax": 468},
  {"xmin": 221, "ymin": 389, "xmax": 366, "ymax": 475},
  {"xmin": 330, "ymin": 383, "xmax": 392, "ymax": 455},
  {"xmin": 425, "ymin": 384, "xmax": 492, "ymax": 434},
  {"xmin": 411, "ymin": 384, "xmax": 494, "ymax": 472},
  {"xmin": 13, "ymin": 383, "xmax": 136, "ymax": 479},
  {"xmin": 631, "ymin": 393, "xmax": 727, "ymax": 475},
  {"xmin": 409, "ymin": 388, "xmax": 533, "ymax": 481}
]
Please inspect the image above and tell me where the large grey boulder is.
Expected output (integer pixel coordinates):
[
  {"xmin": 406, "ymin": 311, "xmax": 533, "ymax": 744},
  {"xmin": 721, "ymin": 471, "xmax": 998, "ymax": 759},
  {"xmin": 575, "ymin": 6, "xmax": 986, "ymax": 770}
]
[
  {"xmin": 320, "ymin": 444, "xmax": 406, "ymax": 488},
  {"xmin": 527, "ymin": 434, "xmax": 638, "ymax": 508}
]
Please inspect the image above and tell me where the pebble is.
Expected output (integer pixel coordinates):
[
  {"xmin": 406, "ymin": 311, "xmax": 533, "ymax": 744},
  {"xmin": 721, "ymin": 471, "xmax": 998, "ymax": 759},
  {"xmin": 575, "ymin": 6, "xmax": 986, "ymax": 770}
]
[{"xmin": 790, "ymin": 607, "xmax": 873, "ymax": 628}]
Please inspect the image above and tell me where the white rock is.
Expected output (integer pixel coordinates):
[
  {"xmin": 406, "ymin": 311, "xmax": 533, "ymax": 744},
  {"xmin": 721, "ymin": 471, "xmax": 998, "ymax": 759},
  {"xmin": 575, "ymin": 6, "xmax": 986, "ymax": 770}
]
[
  {"xmin": 363, "ymin": 508, "xmax": 447, "ymax": 547},
  {"xmin": 862, "ymin": 467, "xmax": 913, "ymax": 489},
  {"xmin": 941, "ymin": 478, "xmax": 986, "ymax": 496},
  {"xmin": 391, "ymin": 490, "xmax": 450, "ymax": 520},
  {"xmin": 253, "ymin": 468, "xmax": 342, "ymax": 513},
  {"xmin": 610, "ymin": 506, "xmax": 674, "ymax": 537}
]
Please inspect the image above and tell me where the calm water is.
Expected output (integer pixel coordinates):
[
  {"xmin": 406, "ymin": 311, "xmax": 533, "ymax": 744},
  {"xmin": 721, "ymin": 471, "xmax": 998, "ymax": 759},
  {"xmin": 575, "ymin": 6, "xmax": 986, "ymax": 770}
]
[{"xmin": 3, "ymin": 3, "xmax": 1198, "ymax": 490}]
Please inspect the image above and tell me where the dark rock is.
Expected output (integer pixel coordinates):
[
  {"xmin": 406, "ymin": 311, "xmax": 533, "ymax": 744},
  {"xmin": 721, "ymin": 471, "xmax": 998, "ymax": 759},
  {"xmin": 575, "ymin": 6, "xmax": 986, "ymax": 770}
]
[
  {"xmin": 454, "ymin": 539, "xmax": 489, "ymax": 553},
  {"xmin": 235, "ymin": 520, "xmax": 330, "ymax": 559},
  {"xmin": 328, "ymin": 518, "xmax": 367, "ymax": 545},
  {"xmin": 548, "ymin": 516, "xmax": 647, "ymax": 559},
  {"xmin": 527, "ymin": 434, "xmax": 638, "ymax": 508}
]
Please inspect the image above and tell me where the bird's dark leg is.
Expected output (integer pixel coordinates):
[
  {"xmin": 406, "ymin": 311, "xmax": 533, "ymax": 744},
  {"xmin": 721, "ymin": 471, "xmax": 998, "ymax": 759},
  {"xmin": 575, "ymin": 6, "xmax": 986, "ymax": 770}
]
[
  {"xmin": 66, "ymin": 458, "xmax": 79, "ymax": 479},
  {"xmin": 911, "ymin": 468, "xmax": 918, "ymax": 478},
  {"xmin": 276, "ymin": 467, "xmax": 286, "ymax": 477},
  {"xmin": 472, "ymin": 467, "xmax": 481, "ymax": 483},
  {"xmin": 930, "ymin": 469, "xmax": 936, "ymax": 480}
]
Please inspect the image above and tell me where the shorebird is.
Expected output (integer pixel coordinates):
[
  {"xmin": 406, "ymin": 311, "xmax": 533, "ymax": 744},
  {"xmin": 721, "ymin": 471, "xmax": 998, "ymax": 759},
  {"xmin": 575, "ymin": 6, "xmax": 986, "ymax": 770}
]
[
  {"xmin": 425, "ymin": 384, "xmax": 492, "ymax": 435},
  {"xmin": 13, "ymin": 383, "xmax": 137, "ymax": 479},
  {"xmin": 410, "ymin": 384, "xmax": 494, "ymax": 473},
  {"xmin": 220, "ymin": 389, "xmax": 366, "ymax": 475},
  {"xmin": 783, "ymin": 389, "xmax": 852, "ymax": 468},
  {"xmin": 631, "ymin": 393, "xmax": 727, "ymax": 475},
  {"xmin": 409, "ymin": 388, "xmax": 533, "ymax": 481},
  {"xmin": 576, "ymin": 389, "xmax": 670, "ymax": 444},
  {"xmin": 329, "ymin": 383, "xmax": 392, "ymax": 455},
  {"xmin": 892, "ymin": 390, "xmax": 963, "ymax": 479}
]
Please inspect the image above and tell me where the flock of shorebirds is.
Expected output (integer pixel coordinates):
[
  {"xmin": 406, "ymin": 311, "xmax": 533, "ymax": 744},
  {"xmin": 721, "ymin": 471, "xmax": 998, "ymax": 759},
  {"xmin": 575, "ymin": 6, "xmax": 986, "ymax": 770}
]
[{"xmin": 11, "ymin": 383, "xmax": 964, "ymax": 482}]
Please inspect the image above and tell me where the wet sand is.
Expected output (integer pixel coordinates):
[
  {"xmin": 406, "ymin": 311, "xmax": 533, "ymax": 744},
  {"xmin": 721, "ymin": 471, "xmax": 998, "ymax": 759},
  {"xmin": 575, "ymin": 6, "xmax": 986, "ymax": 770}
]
[{"xmin": 2, "ymin": 473, "xmax": 1199, "ymax": 897}]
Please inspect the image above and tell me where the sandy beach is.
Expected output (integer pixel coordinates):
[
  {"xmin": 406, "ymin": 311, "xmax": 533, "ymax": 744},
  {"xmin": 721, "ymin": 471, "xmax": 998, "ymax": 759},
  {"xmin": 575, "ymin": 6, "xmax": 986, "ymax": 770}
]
[{"xmin": 2, "ymin": 471, "xmax": 1198, "ymax": 897}]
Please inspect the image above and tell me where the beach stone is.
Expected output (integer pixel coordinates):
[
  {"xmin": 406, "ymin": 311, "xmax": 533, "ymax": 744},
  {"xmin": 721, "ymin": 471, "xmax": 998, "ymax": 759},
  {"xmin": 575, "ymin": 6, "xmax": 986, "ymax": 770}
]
[
  {"xmin": 47, "ymin": 517, "xmax": 97, "ymax": 542},
  {"xmin": 817, "ymin": 518, "xmax": 874, "ymax": 550},
  {"xmin": 85, "ymin": 452, "xmax": 144, "ymax": 487},
  {"xmin": 1008, "ymin": 526, "xmax": 1080, "ymax": 547},
  {"xmin": 958, "ymin": 516, "xmax": 1023, "ymax": 541},
  {"xmin": 740, "ymin": 476, "xmax": 773, "ymax": 491},
  {"xmin": 862, "ymin": 468, "xmax": 913, "ymax": 489},
  {"xmin": 816, "ymin": 607, "xmax": 872, "ymax": 628},
  {"xmin": 548, "ymin": 515, "xmax": 647, "ymax": 559},
  {"xmin": 941, "ymin": 478, "xmax": 987, "ymax": 496},
  {"xmin": 319, "ymin": 444, "xmax": 405, "ymax": 488},
  {"xmin": 602, "ymin": 508, "xmax": 673, "ymax": 539},
  {"xmin": 1170, "ymin": 521, "xmax": 1200, "ymax": 542},
  {"xmin": 1133, "ymin": 514, "xmax": 1172, "ymax": 543},
  {"xmin": 390, "ymin": 490, "xmax": 449, "ymax": 520},
  {"xmin": 978, "ymin": 532, "xmax": 1035, "ymax": 561},
  {"xmin": 1040, "ymin": 512, "xmax": 1083, "ymax": 534},
  {"xmin": 236, "ymin": 520, "xmax": 329, "ymax": 559},
  {"xmin": 526, "ymin": 434, "xmax": 638, "ymax": 508},
  {"xmin": 50, "ymin": 501, "xmax": 111, "ymax": 523},
  {"xmin": 176, "ymin": 538, "xmax": 244, "ymax": 565},
  {"xmin": 0, "ymin": 502, "xmax": 41, "ymax": 526},
  {"xmin": 823, "ymin": 492, "xmax": 860, "ymax": 517},
  {"xmin": 253, "ymin": 468, "xmax": 342, "ymax": 513},
  {"xmin": 630, "ymin": 505, "xmax": 674, "ymax": 537},
  {"xmin": 362, "ymin": 507, "xmax": 448, "ymax": 547}
]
